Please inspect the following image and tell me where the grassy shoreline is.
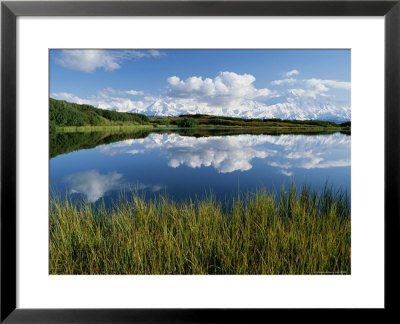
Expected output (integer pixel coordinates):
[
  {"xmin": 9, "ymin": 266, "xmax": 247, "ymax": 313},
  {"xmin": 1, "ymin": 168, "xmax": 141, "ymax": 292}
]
[
  {"xmin": 55, "ymin": 124, "xmax": 348, "ymax": 134},
  {"xmin": 50, "ymin": 98, "xmax": 351, "ymax": 133},
  {"xmin": 50, "ymin": 127, "xmax": 349, "ymax": 159},
  {"xmin": 55, "ymin": 125, "xmax": 153, "ymax": 133},
  {"xmin": 50, "ymin": 185, "xmax": 351, "ymax": 275}
]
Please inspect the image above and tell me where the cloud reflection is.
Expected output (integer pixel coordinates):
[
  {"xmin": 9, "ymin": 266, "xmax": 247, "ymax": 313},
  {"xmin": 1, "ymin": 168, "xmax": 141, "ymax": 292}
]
[
  {"xmin": 98, "ymin": 133, "xmax": 350, "ymax": 175},
  {"xmin": 64, "ymin": 170, "xmax": 123, "ymax": 203},
  {"xmin": 63, "ymin": 170, "xmax": 165, "ymax": 202}
]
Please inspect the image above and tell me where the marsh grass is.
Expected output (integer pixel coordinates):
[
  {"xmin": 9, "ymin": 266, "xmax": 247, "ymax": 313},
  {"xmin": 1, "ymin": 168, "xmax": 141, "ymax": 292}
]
[
  {"xmin": 55, "ymin": 125, "xmax": 153, "ymax": 133},
  {"xmin": 49, "ymin": 185, "xmax": 350, "ymax": 275}
]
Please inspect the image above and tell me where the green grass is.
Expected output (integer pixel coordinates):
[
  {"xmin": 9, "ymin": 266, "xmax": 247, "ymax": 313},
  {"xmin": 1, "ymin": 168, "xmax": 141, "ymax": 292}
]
[
  {"xmin": 191, "ymin": 125, "xmax": 344, "ymax": 132},
  {"xmin": 55, "ymin": 125, "xmax": 153, "ymax": 133},
  {"xmin": 149, "ymin": 114, "xmax": 350, "ymax": 130},
  {"xmin": 49, "ymin": 185, "xmax": 350, "ymax": 275},
  {"xmin": 50, "ymin": 97, "xmax": 351, "ymax": 133},
  {"xmin": 56, "ymin": 124, "xmax": 345, "ymax": 134}
]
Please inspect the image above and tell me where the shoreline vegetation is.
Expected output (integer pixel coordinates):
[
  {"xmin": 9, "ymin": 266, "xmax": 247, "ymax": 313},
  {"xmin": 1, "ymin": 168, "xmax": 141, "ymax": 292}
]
[
  {"xmin": 49, "ymin": 98, "xmax": 351, "ymax": 159},
  {"xmin": 55, "ymin": 124, "xmax": 346, "ymax": 133},
  {"xmin": 49, "ymin": 98, "xmax": 351, "ymax": 275},
  {"xmin": 49, "ymin": 127, "xmax": 349, "ymax": 159},
  {"xmin": 50, "ymin": 184, "xmax": 350, "ymax": 275},
  {"xmin": 50, "ymin": 98, "xmax": 351, "ymax": 133}
]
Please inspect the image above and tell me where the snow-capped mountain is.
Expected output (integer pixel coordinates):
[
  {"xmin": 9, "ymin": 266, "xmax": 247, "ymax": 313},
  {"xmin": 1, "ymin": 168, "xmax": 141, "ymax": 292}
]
[{"xmin": 128, "ymin": 96, "xmax": 351, "ymax": 122}]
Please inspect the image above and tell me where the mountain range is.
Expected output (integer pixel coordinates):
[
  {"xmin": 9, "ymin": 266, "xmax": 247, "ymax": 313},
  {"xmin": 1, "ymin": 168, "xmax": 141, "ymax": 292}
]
[{"xmin": 118, "ymin": 92, "xmax": 351, "ymax": 122}]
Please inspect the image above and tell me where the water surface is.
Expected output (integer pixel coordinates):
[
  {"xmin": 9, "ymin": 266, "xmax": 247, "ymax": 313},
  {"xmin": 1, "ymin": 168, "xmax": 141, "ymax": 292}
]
[{"xmin": 50, "ymin": 129, "xmax": 350, "ymax": 205}]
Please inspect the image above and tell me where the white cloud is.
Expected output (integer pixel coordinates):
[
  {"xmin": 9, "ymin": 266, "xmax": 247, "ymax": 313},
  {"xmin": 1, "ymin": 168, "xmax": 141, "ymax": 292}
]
[
  {"xmin": 51, "ymin": 70, "xmax": 351, "ymax": 121},
  {"xmin": 270, "ymin": 78, "xmax": 297, "ymax": 86},
  {"xmin": 287, "ymin": 78, "xmax": 351, "ymax": 99},
  {"xmin": 51, "ymin": 84, "xmax": 351, "ymax": 122},
  {"xmin": 288, "ymin": 86, "xmax": 328, "ymax": 99},
  {"xmin": 125, "ymin": 90, "xmax": 144, "ymax": 96},
  {"xmin": 97, "ymin": 133, "xmax": 350, "ymax": 175},
  {"xmin": 131, "ymin": 183, "xmax": 165, "ymax": 192},
  {"xmin": 51, "ymin": 89, "xmax": 152, "ymax": 113},
  {"xmin": 98, "ymin": 88, "xmax": 144, "ymax": 97},
  {"xmin": 148, "ymin": 50, "xmax": 165, "ymax": 57},
  {"xmin": 305, "ymin": 78, "xmax": 351, "ymax": 91},
  {"xmin": 281, "ymin": 170, "xmax": 294, "ymax": 177},
  {"xmin": 63, "ymin": 170, "xmax": 123, "ymax": 202},
  {"xmin": 63, "ymin": 169, "xmax": 164, "ymax": 201},
  {"xmin": 283, "ymin": 70, "xmax": 300, "ymax": 77},
  {"xmin": 55, "ymin": 50, "xmax": 119, "ymax": 73},
  {"xmin": 51, "ymin": 92, "xmax": 83, "ymax": 103},
  {"xmin": 166, "ymin": 136, "xmax": 270, "ymax": 173},
  {"xmin": 101, "ymin": 133, "xmax": 274, "ymax": 173},
  {"xmin": 54, "ymin": 49, "xmax": 165, "ymax": 73},
  {"xmin": 167, "ymin": 71, "xmax": 273, "ymax": 106},
  {"xmin": 269, "ymin": 77, "xmax": 350, "ymax": 100}
]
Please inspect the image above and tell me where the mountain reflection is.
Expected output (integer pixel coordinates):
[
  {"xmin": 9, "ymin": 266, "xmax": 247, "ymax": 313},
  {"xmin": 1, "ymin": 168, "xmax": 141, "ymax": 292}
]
[{"xmin": 98, "ymin": 133, "xmax": 350, "ymax": 175}]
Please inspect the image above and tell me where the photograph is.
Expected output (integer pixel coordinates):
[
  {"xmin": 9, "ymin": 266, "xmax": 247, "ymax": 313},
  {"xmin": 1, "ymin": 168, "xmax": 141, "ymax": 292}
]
[{"xmin": 49, "ymin": 49, "xmax": 351, "ymax": 275}]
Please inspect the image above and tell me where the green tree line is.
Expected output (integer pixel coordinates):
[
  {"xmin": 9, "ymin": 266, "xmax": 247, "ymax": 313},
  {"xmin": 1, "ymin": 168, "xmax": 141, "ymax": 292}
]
[
  {"xmin": 50, "ymin": 130, "xmax": 150, "ymax": 158},
  {"xmin": 49, "ymin": 98, "xmax": 150, "ymax": 129},
  {"xmin": 177, "ymin": 114, "xmax": 350, "ymax": 128}
]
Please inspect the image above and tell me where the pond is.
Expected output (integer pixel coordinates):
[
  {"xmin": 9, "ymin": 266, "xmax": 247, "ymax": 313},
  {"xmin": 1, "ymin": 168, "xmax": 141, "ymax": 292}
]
[{"xmin": 49, "ymin": 129, "xmax": 350, "ymax": 205}]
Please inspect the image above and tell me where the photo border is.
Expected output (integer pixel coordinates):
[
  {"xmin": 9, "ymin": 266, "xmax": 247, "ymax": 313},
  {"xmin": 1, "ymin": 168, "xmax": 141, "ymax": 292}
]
[{"xmin": 1, "ymin": 1, "xmax": 399, "ymax": 322}]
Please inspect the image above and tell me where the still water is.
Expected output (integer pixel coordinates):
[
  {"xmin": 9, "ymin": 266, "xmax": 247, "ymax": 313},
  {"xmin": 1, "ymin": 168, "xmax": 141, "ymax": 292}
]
[{"xmin": 50, "ymin": 130, "xmax": 350, "ymax": 204}]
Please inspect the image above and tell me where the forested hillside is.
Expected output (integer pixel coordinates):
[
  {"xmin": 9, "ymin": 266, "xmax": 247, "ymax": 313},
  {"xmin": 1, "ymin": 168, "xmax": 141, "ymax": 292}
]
[
  {"xmin": 49, "ymin": 98, "xmax": 150, "ymax": 129},
  {"xmin": 50, "ymin": 98, "xmax": 350, "ymax": 131}
]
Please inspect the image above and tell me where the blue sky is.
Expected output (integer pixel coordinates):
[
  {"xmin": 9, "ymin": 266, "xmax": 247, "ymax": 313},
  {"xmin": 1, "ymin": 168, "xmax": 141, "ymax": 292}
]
[{"xmin": 50, "ymin": 49, "xmax": 351, "ymax": 121}]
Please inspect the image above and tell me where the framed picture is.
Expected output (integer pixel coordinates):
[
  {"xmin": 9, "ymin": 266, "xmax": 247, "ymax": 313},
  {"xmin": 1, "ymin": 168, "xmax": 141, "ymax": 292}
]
[{"xmin": 1, "ymin": 0, "xmax": 399, "ymax": 321}]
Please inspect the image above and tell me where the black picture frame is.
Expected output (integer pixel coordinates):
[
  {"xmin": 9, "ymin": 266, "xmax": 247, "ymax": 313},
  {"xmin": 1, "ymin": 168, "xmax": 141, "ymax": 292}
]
[{"xmin": 1, "ymin": 0, "xmax": 399, "ymax": 322}]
